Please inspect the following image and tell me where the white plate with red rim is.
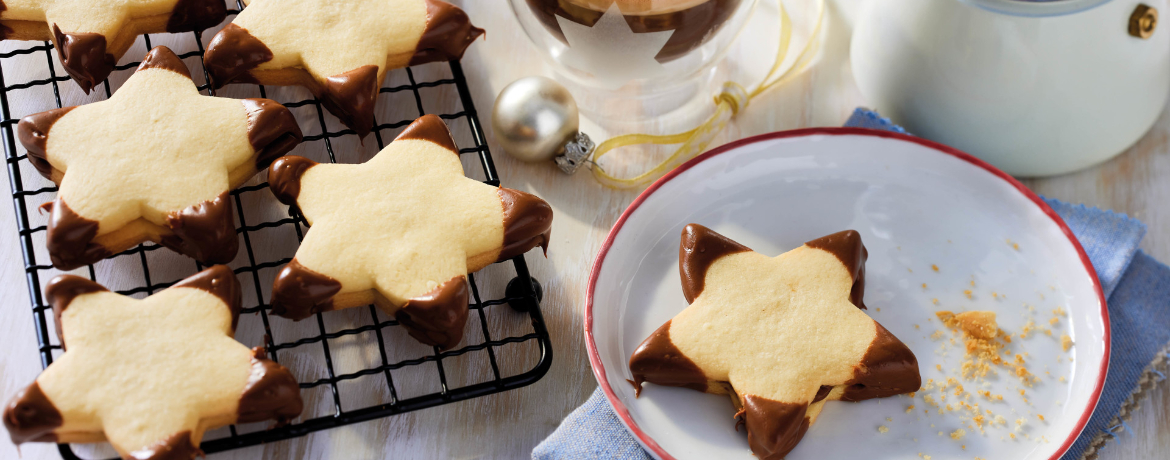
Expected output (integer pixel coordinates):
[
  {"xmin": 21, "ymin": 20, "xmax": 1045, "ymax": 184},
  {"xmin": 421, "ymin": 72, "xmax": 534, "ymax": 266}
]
[{"xmin": 585, "ymin": 129, "xmax": 1108, "ymax": 460}]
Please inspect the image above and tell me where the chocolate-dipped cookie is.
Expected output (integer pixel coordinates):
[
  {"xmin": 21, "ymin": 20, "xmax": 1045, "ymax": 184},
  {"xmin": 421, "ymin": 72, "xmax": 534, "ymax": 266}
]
[
  {"xmin": 629, "ymin": 224, "xmax": 921, "ymax": 460},
  {"xmin": 18, "ymin": 46, "xmax": 303, "ymax": 270},
  {"xmin": 202, "ymin": 0, "xmax": 484, "ymax": 137},
  {"xmin": 0, "ymin": 0, "xmax": 226, "ymax": 92},
  {"xmin": 266, "ymin": 115, "xmax": 552, "ymax": 350},
  {"xmin": 2, "ymin": 266, "xmax": 303, "ymax": 460}
]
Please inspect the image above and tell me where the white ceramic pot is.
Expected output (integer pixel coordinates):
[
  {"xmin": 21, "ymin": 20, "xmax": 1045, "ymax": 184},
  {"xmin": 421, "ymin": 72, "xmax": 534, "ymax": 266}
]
[{"xmin": 852, "ymin": 0, "xmax": 1170, "ymax": 177}]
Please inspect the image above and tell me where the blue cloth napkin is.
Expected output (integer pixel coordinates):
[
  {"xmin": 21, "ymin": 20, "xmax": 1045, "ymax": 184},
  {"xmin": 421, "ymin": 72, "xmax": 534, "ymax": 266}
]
[{"xmin": 534, "ymin": 109, "xmax": 1170, "ymax": 460}]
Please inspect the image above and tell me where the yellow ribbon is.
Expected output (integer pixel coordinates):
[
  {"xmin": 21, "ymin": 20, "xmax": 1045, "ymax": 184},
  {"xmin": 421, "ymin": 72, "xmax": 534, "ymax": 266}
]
[{"xmin": 589, "ymin": 0, "xmax": 826, "ymax": 189}]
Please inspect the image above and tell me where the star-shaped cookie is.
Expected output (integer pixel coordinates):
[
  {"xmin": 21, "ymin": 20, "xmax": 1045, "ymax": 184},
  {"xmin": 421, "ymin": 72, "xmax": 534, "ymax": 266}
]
[
  {"xmin": 629, "ymin": 224, "xmax": 921, "ymax": 460},
  {"xmin": 202, "ymin": 0, "xmax": 484, "ymax": 137},
  {"xmin": 2, "ymin": 265, "xmax": 303, "ymax": 460},
  {"xmin": 266, "ymin": 115, "xmax": 552, "ymax": 349},
  {"xmin": 18, "ymin": 46, "xmax": 303, "ymax": 270},
  {"xmin": 1, "ymin": 0, "xmax": 226, "ymax": 92}
]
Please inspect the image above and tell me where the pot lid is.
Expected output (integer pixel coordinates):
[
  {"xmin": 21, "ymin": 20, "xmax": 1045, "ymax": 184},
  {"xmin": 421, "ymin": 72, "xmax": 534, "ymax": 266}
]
[{"xmin": 960, "ymin": 0, "xmax": 1112, "ymax": 16}]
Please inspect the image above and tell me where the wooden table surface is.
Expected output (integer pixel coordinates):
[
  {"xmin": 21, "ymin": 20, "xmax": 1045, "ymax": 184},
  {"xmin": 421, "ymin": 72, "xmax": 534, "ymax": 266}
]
[{"xmin": 2, "ymin": 1, "xmax": 1168, "ymax": 459}]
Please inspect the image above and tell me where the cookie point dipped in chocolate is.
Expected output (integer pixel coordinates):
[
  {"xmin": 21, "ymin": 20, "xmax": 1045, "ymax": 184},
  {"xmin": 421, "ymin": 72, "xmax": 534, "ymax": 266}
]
[
  {"xmin": 45, "ymin": 274, "xmax": 109, "ymax": 348},
  {"xmin": 269, "ymin": 259, "xmax": 341, "ymax": 321},
  {"xmin": 237, "ymin": 347, "xmax": 304, "ymax": 425},
  {"xmin": 17, "ymin": 106, "xmax": 76, "ymax": 181},
  {"xmin": 525, "ymin": 0, "xmax": 742, "ymax": 63},
  {"xmin": 395, "ymin": 276, "xmax": 470, "ymax": 350},
  {"xmin": 242, "ymin": 99, "xmax": 304, "ymax": 169},
  {"xmin": 203, "ymin": 23, "xmax": 274, "ymax": 89},
  {"xmin": 166, "ymin": 0, "xmax": 229, "ymax": 32},
  {"xmin": 51, "ymin": 24, "xmax": 116, "ymax": 94},
  {"xmin": 3, "ymin": 271, "xmax": 304, "ymax": 455},
  {"xmin": 678, "ymin": 223, "xmax": 749, "ymax": 303},
  {"xmin": 628, "ymin": 225, "xmax": 920, "ymax": 459},
  {"xmin": 266, "ymin": 115, "xmax": 553, "ymax": 347},
  {"xmin": 172, "ymin": 265, "xmax": 244, "ymax": 331},
  {"xmin": 267, "ymin": 156, "xmax": 320, "ymax": 206},
  {"xmin": 22, "ymin": 46, "xmax": 299, "ymax": 269},
  {"xmin": 804, "ymin": 229, "xmax": 868, "ymax": 309},
  {"xmin": 410, "ymin": 0, "xmax": 486, "ymax": 65},
  {"xmin": 628, "ymin": 320, "xmax": 707, "ymax": 396},
  {"xmin": 318, "ymin": 65, "xmax": 380, "ymax": 138},
  {"xmin": 3, "ymin": 382, "xmax": 63, "ymax": 444},
  {"xmin": 201, "ymin": 0, "xmax": 484, "ymax": 137},
  {"xmin": 497, "ymin": 188, "xmax": 554, "ymax": 261}
]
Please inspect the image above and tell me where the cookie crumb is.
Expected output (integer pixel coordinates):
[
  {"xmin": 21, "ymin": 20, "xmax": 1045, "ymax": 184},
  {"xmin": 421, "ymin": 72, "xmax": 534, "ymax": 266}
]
[
  {"xmin": 932, "ymin": 264, "xmax": 940, "ymax": 272},
  {"xmin": 1061, "ymin": 334, "xmax": 1073, "ymax": 352},
  {"xmin": 950, "ymin": 429, "xmax": 967, "ymax": 440},
  {"xmin": 878, "ymin": 425, "xmax": 889, "ymax": 434}
]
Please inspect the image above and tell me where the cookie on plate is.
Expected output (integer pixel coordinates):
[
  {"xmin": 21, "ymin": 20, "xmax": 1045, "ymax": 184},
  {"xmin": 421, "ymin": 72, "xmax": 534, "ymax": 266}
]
[
  {"xmin": 0, "ymin": 0, "xmax": 226, "ymax": 92},
  {"xmin": 18, "ymin": 46, "xmax": 303, "ymax": 270},
  {"xmin": 202, "ymin": 0, "xmax": 484, "ymax": 137},
  {"xmin": 629, "ymin": 224, "xmax": 921, "ymax": 460},
  {"xmin": 266, "ymin": 114, "xmax": 552, "ymax": 349},
  {"xmin": 2, "ymin": 265, "xmax": 303, "ymax": 460}
]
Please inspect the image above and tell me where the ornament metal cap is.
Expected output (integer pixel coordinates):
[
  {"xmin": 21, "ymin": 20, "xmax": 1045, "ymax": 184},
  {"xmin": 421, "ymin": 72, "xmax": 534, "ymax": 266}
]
[{"xmin": 555, "ymin": 132, "xmax": 594, "ymax": 174}]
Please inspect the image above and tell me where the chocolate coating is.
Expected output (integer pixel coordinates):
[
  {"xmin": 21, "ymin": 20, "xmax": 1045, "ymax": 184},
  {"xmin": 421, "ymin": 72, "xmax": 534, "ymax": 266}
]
[
  {"xmin": 396, "ymin": 276, "xmax": 469, "ymax": 350},
  {"xmin": 160, "ymin": 191, "xmax": 239, "ymax": 265},
  {"xmin": 628, "ymin": 320, "xmax": 707, "ymax": 396},
  {"xmin": 319, "ymin": 65, "xmax": 379, "ymax": 138},
  {"xmin": 203, "ymin": 23, "xmax": 274, "ymax": 89},
  {"xmin": 526, "ymin": 0, "xmax": 741, "ymax": 63},
  {"xmin": 127, "ymin": 430, "xmax": 202, "ymax": 460},
  {"xmin": 137, "ymin": 46, "xmax": 193, "ymax": 79},
  {"xmin": 396, "ymin": 114, "xmax": 458, "ymax": 153},
  {"xmin": 237, "ymin": 347, "xmax": 304, "ymax": 425},
  {"xmin": 3, "ymin": 382, "xmax": 63, "ymax": 444},
  {"xmin": 0, "ymin": 3, "xmax": 11, "ymax": 40},
  {"xmin": 678, "ymin": 224, "xmax": 749, "ymax": 303},
  {"xmin": 812, "ymin": 385, "xmax": 832, "ymax": 403},
  {"xmin": 44, "ymin": 274, "xmax": 108, "ymax": 348},
  {"xmin": 51, "ymin": 24, "xmax": 115, "ymax": 94},
  {"xmin": 17, "ymin": 106, "xmax": 75, "ymax": 181},
  {"xmin": 242, "ymin": 98, "xmax": 303, "ymax": 169},
  {"xmin": 841, "ymin": 323, "xmax": 922, "ymax": 401},
  {"xmin": 410, "ymin": 0, "xmax": 486, "ymax": 65},
  {"xmin": 497, "ymin": 188, "xmax": 553, "ymax": 261},
  {"xmin": 166, "ymin": 0, "xmax": 228, "ymax": 33},
  {"xmin": 172, "ymin": 265, "xmax": 242, "ymax": 331},
  {"xmin": 741, "ymin": 395, "xmax": 810, "ymax": 460},
  {"xmin": 267, "ymin": 156, "xmax": 318, "ymax": 205},
  {"xmin": 45, "ymin": 198, "xmax": 112, "ymax": 270},
  {"xmin": 805, "ymin": 229, "xmax": 868, "ymax": 309},
  {"xmin": 270, "ymin": 258, "xmax": 341, "ymax": 321}
]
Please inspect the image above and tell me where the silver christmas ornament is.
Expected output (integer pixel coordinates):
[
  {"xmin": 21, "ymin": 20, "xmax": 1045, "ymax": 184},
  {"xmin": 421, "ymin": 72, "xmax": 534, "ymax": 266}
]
[{"xmin": 492, "ymin": 76, "xmax": 594, "ymax": 174}]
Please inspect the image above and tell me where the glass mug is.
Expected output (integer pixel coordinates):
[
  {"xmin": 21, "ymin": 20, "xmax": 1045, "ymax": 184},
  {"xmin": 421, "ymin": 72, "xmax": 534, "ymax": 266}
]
[{"xmin": 509, "ymin": 0, "xmax": 758, "ymax": 119}]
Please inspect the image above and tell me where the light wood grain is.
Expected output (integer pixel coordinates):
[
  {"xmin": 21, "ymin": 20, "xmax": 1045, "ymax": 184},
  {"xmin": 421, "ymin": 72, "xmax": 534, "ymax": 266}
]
[{"xmin": 2, "ymin": 0, "xmax": 1169, "ymax": 459}]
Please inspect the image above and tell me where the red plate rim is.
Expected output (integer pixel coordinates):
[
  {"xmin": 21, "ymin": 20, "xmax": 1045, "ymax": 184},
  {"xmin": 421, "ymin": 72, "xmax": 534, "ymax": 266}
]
[{"xmin": 583, "ymin": 127, "xmax": 1110, "ymax": 460}]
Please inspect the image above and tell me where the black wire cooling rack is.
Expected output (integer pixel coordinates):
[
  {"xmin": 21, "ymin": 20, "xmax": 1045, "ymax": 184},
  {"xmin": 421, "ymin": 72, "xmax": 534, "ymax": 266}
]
[{"xmin": 0, "ymin": 3, "xmax": 551, "ymax": 459}]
